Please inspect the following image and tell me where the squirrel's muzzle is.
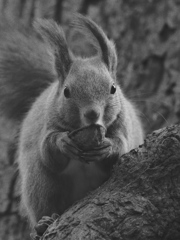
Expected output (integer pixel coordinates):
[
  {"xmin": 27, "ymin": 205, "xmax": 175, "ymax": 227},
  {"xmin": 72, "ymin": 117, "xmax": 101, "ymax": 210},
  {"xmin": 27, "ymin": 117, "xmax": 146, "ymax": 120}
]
[
  {"xmin": 84, "ymin": 109, "xmax": 100, "ymax": 123},
  {"xmin": 81, "ymin": 105, "xmax": 104, "ymax": 126}
]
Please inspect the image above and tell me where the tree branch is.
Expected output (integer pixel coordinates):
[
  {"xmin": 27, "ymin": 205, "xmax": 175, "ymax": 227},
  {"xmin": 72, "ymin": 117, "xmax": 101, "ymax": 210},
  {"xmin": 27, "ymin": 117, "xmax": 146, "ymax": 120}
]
[{"xmin": 34, "ymin": 123, "xmax": 180, "ymax": 240}]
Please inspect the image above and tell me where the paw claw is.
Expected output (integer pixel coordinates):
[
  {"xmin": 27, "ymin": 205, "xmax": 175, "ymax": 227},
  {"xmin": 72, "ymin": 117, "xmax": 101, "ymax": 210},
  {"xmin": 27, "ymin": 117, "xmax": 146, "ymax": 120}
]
[{"xmin": 34, "ymin": 216, "xmax": 54, "ymax": 237}]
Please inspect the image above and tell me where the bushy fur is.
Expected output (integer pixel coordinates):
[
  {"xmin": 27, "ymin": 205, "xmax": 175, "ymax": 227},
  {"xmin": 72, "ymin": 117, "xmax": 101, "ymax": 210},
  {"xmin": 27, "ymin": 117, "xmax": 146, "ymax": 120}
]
[{"xmin": 0, "ymin": 18, "xmax": 57, "ymax": 120}]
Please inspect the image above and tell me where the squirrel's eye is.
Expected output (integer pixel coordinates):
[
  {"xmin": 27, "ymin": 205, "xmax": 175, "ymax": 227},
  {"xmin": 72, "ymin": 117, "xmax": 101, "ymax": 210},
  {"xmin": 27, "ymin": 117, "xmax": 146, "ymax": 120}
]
[
  {"xmin": 64, "ymin": 86, "xmax": 70, "ymax": 98},
  {"xmin": 110, "ymin": 83, "xmax": 116, "ymax": 94}
]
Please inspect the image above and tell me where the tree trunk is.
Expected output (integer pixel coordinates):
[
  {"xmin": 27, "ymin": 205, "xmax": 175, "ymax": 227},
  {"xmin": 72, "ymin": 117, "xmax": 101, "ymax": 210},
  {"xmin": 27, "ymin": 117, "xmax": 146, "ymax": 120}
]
[{"xmin": 35, "ymin": 123, "xmax": 180, "ymax": 240}]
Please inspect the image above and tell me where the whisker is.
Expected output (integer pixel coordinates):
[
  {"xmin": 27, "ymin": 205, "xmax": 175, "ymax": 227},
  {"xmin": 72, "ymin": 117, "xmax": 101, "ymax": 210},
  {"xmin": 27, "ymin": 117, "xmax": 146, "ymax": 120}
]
[
  {"xmin": 138, "ymin": 111, "xmax": 151, "ymax": 125},
  {"xmin": 129, "ymin": 100, "xmax": 170, "ymax": 125},
  {"xmin": 152, "ymin": 111, "xmax": 169, "ymax": 125}
]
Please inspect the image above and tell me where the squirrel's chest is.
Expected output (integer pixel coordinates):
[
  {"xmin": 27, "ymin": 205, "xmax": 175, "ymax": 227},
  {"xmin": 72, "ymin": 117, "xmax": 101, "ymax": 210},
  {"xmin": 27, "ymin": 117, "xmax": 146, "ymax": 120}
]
[{"xmin": 62, "ymin": 159, "xmax": 108, "ymax": 202}]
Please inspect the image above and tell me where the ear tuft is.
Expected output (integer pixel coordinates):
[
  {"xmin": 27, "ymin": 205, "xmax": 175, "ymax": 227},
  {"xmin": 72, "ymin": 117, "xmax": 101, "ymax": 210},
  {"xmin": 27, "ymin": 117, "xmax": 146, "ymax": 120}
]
[
  {"xmin": 71, "ymin": 14, "xmax": 117, "ymax": 77},
  {"xmin": 34, "ymin": 19, "xmax": 72, "ymax": 79}
]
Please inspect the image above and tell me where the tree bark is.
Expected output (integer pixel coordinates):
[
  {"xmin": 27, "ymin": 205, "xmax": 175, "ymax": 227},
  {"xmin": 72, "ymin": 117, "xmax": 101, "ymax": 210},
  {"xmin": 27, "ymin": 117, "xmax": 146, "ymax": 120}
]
[{"xmin": 36, "ymin": 123, "xmax": 180, "ymax": 240}]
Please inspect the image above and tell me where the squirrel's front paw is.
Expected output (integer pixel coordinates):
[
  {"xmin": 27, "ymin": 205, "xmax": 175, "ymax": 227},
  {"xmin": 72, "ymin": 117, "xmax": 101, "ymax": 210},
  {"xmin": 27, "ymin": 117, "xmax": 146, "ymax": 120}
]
[
  {"xmin": 80, "ymin": 139, "xmax": 112, "ymax": 162},
  {"xmin": 57, "ymin": 132, "xmax": 82, "ymax": 160}
]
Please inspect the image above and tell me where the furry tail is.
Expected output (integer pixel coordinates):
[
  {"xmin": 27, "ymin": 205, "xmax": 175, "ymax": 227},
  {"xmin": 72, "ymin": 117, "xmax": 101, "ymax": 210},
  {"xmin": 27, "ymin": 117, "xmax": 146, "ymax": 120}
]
[{"xmin": 0, "ymin": 19, "xmax": 57, "ymax": 120}]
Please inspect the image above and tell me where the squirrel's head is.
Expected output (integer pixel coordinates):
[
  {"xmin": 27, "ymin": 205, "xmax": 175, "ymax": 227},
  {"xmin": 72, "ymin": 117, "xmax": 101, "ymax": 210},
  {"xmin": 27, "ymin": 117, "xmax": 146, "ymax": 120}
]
[
  {"xmin": 35, "ymin": 14, "xmax": 122, "ymax": 130},
  {"xmin": 62, "ymin": 57, "xmax": 121, "ymax": 129}
]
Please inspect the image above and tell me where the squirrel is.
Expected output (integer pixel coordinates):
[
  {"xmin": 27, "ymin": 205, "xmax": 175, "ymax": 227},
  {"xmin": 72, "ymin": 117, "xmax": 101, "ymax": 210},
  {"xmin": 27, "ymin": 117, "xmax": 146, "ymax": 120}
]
[{"xmin": 0, "ymin": 14, "xmax": 144, "ymax": 225}]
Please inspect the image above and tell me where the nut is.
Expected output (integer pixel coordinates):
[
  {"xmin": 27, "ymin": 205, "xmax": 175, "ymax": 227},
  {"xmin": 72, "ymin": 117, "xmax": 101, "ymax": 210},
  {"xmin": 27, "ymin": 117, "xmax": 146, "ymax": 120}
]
[{"xmin": 69, "ymin": 124, "xmax": 106, "ymax": 151}]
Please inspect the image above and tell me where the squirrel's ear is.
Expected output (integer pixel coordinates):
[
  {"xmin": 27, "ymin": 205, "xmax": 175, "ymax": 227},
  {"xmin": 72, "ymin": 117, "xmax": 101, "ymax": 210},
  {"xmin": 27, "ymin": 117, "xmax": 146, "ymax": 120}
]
[
  {"xmin": 72, "ymin": 14, "xmax": 117, "ymax": 79},
  {"xmin": 34, "ymin": 19, "xmax": 72, "ymax": 80}
]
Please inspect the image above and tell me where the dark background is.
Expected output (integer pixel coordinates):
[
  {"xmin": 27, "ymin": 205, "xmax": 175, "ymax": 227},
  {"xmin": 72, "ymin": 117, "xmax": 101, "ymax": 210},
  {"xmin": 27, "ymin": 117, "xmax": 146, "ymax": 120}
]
[{"xmin": 0, "ymin": 0, "xmax": 180, "ymax": 239}]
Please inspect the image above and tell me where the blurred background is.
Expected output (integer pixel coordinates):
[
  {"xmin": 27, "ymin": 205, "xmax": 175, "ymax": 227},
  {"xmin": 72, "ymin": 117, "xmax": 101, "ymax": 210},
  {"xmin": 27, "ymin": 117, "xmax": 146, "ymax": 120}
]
[{"xmin": 0, "ymin": 0, "xmax": 180, "ymax": 239}]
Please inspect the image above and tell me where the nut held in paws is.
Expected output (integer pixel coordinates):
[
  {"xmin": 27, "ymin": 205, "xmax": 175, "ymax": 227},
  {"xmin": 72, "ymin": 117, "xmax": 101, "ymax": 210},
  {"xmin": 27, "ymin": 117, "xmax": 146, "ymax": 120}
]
[{"xmin": 68, "ymin": 124, "xmax": 106, "ymax": 151}]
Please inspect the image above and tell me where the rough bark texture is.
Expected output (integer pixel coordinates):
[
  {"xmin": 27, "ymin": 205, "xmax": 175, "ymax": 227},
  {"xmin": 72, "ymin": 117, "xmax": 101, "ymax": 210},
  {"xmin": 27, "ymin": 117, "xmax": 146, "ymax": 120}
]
[
  {"xmin": 37, "ymin": 123, "xmax": 180, "ymax": 240},
  {"xmin": 0, "ymin": 0, "xmax": 180, "ymax": 239}
]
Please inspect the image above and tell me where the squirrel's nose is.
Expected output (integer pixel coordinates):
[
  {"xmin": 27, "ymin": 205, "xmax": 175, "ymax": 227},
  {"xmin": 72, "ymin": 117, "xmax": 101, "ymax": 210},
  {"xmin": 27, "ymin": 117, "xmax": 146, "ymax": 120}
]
[{"xmin": 84, "ymin": 109, "xmax": 100, "ymax": 123}]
